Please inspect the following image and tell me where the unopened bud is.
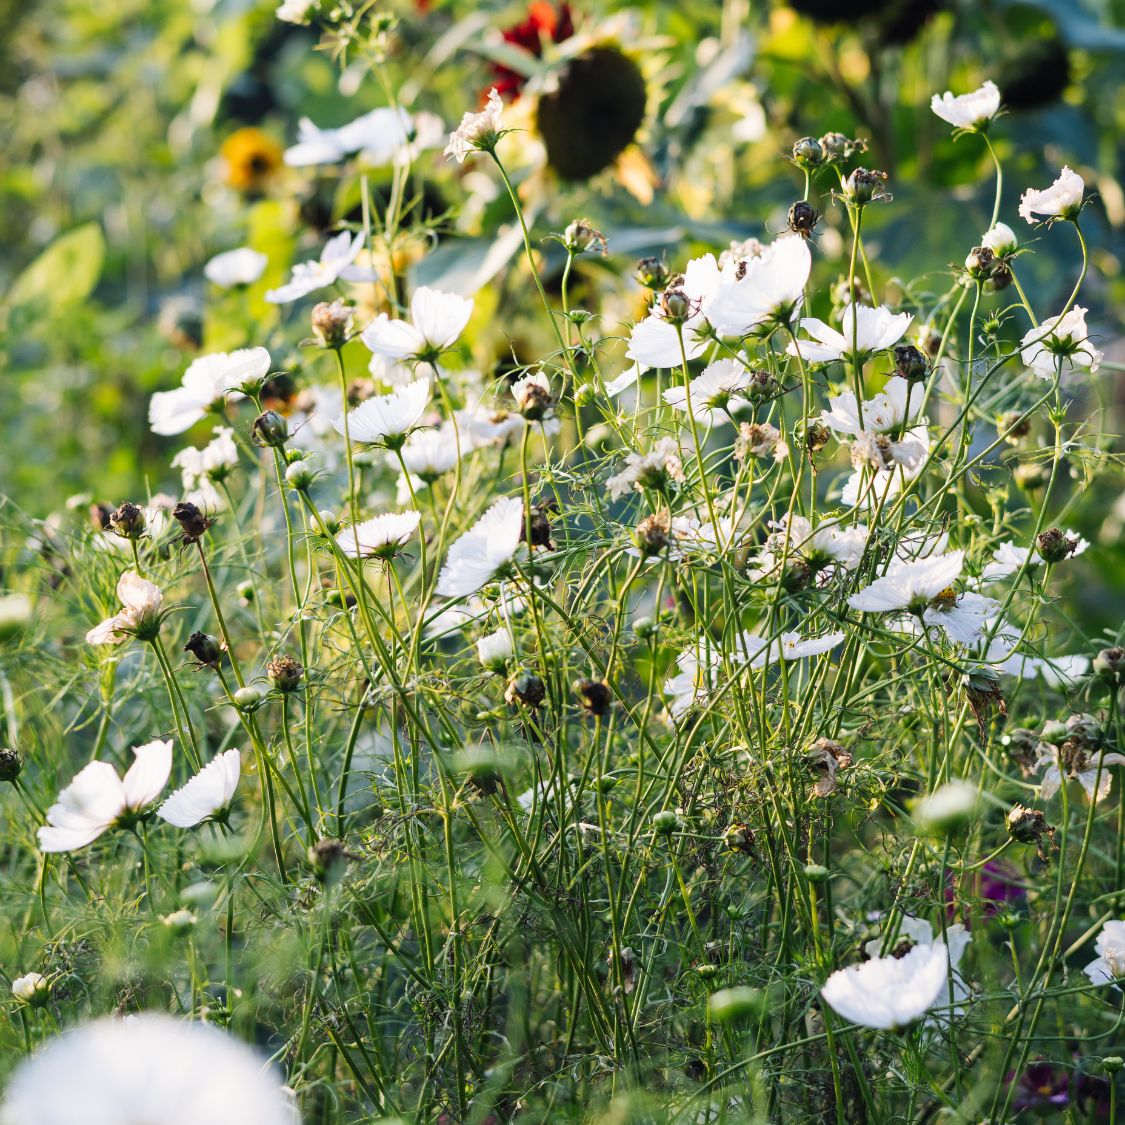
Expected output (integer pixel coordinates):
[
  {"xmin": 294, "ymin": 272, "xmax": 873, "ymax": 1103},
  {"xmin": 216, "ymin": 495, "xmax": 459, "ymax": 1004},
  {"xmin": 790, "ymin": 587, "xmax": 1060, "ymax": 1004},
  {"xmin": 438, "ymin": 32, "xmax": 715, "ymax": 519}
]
[
  {"xmin": 233, "ymin": 685, "xmax": 263, "ymax": 712},
  {"xmin": 252, "ymin": 410, "xmax": 289, "ymax": 448},
  {"xmin": 787, "ymin": 201, "xmax": 820, "ymax": 237},
  {"xmin": 842, "ymin": 167, "xmax": 890, "ymax": 206},
  {"xmin": 635, "ymin": 257, "xmax": 670, "ymax": 290},
  {"xmin": 791, "ymin": 136, "xmax": 823, "ymax": 169},
  {"xmin": 563, "ymin": 218, "xmax": 606, "ymax": 255},
  {"xmin": 11, "ymin": 973, "xmax": 49, "ymax": 1008},
  {"xmin": 652, "ymin": 809, "xmax": 679, "ymax": 835},
  {"xmin": 184, "ymin": 631, "xmax": 222, "ymax": 669},
  {"xmin": 964, "ymin": 246, "xmax": 994, "ymax": 279},
  {"xmin": 1094, "ymin": 646, "xmax": 1125, "ymax": 686},
  {"xmin": 109, "ymin": 502, "xmax": 147, "ymax": 541},
  {"xmin": 659, "ymin": 285, "xmax": 691, "ymax": 324},
  {"xmin": 285, "ymin": 460, "xmax": 314, "ymax": 491}
]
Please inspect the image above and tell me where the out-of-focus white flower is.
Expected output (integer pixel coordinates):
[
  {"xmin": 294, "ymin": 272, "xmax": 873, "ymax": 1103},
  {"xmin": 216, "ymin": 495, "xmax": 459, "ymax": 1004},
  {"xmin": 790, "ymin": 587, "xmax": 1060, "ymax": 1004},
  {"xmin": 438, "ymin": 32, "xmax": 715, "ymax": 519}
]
[
  {"xmin": 157, "ymin": 749, "xmax": 241, "ymax": 829},
  {"xmin": 751, "ymin": 515, "xmax": 868, "ymax": 582},
  {"xmin": 149, "ymin": 349, "xmax": 268, "ymax": 436},
  {"xmin": 334, "ymin": 377, "xmax": 430, "ymax": 446},
  {"xmin": 335, "ymin": 511, "xmax": 421, "ymax": 560},
  {"xmin": 606, "ymin": 437, "xmax": 684, "ymax": 500},
  {"xmin": 436, "ymin": 497, "xmax": 524, "ymax": 598},
  {"xmin": 604, "ymin": 365, "xmax": 641, "ymax": 397},
  {"xmin": 38, "ymin": 740, "xmax": 173, "ymax": 852},
  {"xmin": 1020, "ymin": 307, "xmax": 1102, "ymax": 379},
  {"xmin": 285, "ymin": 107, "xmax": 419, "ymax": 167},
  {"xmin": 173, "ymin": 427, "xmax": 239, "ymax": 494},
  {"xmin": 445, "ymin": 88, "xmax": 504, "ymax": 162},
  {"xmin": 862, "ymin": 916, "xmax": 972, "ymax": 1021},
  {"xmin": 662, "ymin": 359, "xmax": 752, "ymax": 427},
  {"xmin": 820, "ymin": 376, "xmax": 923, "ymax": 436},
  {"xmin": 276, "ymin": 0, "xmax": 317, "ymax": 23},
  {"xmin": 981, "ymin": 223, "xmax": 1017, "ymax": 256},
  {"xmin": 778, "ymin": 631, "xmax": 846, "ymax": 660},
  {"xmin": 203, "ymin": 248, "xmax": 268, "ymax": 288},
  {"xmin": 1084, "ymin": 921, "xmax": 1125, "ymax": 987},
  {"xmin": 788, "ymin": 304, "xmax": 912, "ymax": 364},
  {"xmin": 1018, "ymin": 166, "xmax": 1084, "ymax": 224},
  {"xmin": 912, "ymin": 782, "xmax": 980, "ymax": 833},
  {"xmin": 11, "ymin": 972, "xmax": 48, "ymax": 1006},
  {"xmin": 704, "ymin": 235, "xmax": 811, "ymax": 336},
  {"xmin": 1037, "ymin": 740, "xmax": 1125, "ymax": 804},
  {"xmin": 820, "ymin": 940, "xmax": 954, "ymax": 1030},
  {"xmin": 476, "ymin": 628, "xmax": 515, "ymax": 673},
  {"xmin": 982, "ymin": 532, "xmax": 1088, "ymax": 580},
  {"xmin": 511, "ymin": 371, "xmax": 553, "ymax": 419},
  {"xmin": 86, "ymin": 571, "xmax": 163, "ymax": 646},
  {"xmin": 626, "ymin": 254, "xmax": 722, "ymax": 370},
  {"xmin": 664, "ymin": 640, "xmax": 721, "ymax": 718},
  {"xmin": 398, "ymin": 426, "xmax": 463, "ymax": 481},
  {"xmin": 848, "ymin": 550, "xmax": 964, "ymax": 614},
  {"xmin": 930, "ymin": 80, "xmax": 1001, "ymax": 129},
  {"xmin": 265, "ymin": 231, "xmax": 376, "ymax": 304},
  {"xmin": 0, "ymin": 1013, "xmax": 297, "ymax": 1125},
  {"xmin": 362, "ymin": 286, "xmax": 474, "ymax": 361}
]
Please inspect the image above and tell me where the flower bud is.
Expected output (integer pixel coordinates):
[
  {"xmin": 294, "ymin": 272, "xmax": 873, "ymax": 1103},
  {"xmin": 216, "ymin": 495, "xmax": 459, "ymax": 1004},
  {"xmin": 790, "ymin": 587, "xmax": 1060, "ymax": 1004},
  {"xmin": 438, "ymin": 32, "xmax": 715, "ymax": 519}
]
[
  {"xmin": 311, "ymin": 299, "xmax": 353, "ymax": 349},
  {"xmin": 652, "ymin": 809, "xmax": 679, "ymax": 835},
  {"xmin": 109, "ymin": 501, "xmax": 147, "ymax": 541},
  {"xmin": 803, "ymin": 863, "xmax": 829, "ymax": 883},
  {"xmin": 819, "ymin": 131, "xmax": 865, "ymax": 164},
  {"xmin": 787, "ymin": 200, "xmax": 820, "ymax": 237},
  {"xmin": 998, "ymin": 410, "xmax": 1032, "ymax": 445},
  {"xmin": 634, "ymin": 511, "xmax": 672, "ymax": 557},
  {"xmin": 11, "ymin": 972, "xmax": 49, "ymax": 1008},
  {"xmin": 0, "ymin": 746, "xmax": 22, "ymax": 783},
  {"xmin": 285, "ymin": 460, "xmax": 314, "ymax": 491},
  {"xmin": 563, "ymin": 218, "xmax": 607, "ymax": 255},
  {"xmin": 267, "ymin": 654, "xmax": 304, "ymax": 692},
  {"xmin": 964, "ymin": 246, "xmax": 994, "ymax": 279},
  {"xmin": 1041, "ymin": 718, "xmax": 1068, "ymax": 743},
  {"xmin": 505, "ymin": 669, "xmax": 546, "ymax": 709},
  {"xmin": 723, "ymin": 823, "xmax": 754, "ymax": 853},
  {"xmin": 184, "ymin": 631, "xmax": 222, "ymax": 669},
  {"xmin": 251, "ymin": 410, "xmax": 289, "ymax": 448},
  {"xmin": 894, "ymin": 345, "xmax": 928, "ymax": 383},
  {"xmin": 1094, "ymin": 646, "xmax": 1125, "ymax": 686},
  {"xmin": 1014, "ymin": 462, "xmax": 1049, "ymax": 491},
  {"xmin": 791, "ymin": 136, "xmax": 823, "ymax": 169},
  {"xmin": 233, "ymin": 685, "xmax": 263, "ymax": 711},
  {"xmin": 745, "ymin": 369, "xmax": 778, "ymax": 400},
  {"xmin": 659, "ymin": 285, "xmax": 691, "ymax": 324},
  {"xmin": 574, "ymin": 678, "xmax": 611, "ymax": 717},
  {"xmin": 1036, "ymin": 526, "xmax": 1081, "ymax": 564},
  {"xmin": 172, "ymin": 501, "xmax": 212, "ymax": 544},
  {"xmin": 842, "ymin": 167, "xmax": 890, "ymax": 206},
  {"xmin": 635, "ymin": 256, "xmax": 670, "ymax": 290},
  {"xmin": 574, "ymin": 381, "xmax": 596, "ymax": 407},
  {"xmin": 512, "ymin": 376, "xmax": 553, "ymax": 422},
  {"xmin": 237, "ymin": 579, "xmax": 255, "ymax": 604},
  {"xmin": 1103, "ymin": 1057, "xmax": 1125, "ymax": 1075},
  {"xmin": 633, "ymin": 615, "xmax": 658, "ymax": 640},
  {"xmin": 707, "ymin": 986, "xmax": 764, "ymax": 1024},
  {"xmin": 308, "ymin": 838, "xmax": 355, "ymax": 886},
  {"xmin": 476, "ymin": 629, "xmax": 514, "ymax": 674},
  {"xmin": 986, "ymin": 261, "xmax": 1013, "ymax": 292}
]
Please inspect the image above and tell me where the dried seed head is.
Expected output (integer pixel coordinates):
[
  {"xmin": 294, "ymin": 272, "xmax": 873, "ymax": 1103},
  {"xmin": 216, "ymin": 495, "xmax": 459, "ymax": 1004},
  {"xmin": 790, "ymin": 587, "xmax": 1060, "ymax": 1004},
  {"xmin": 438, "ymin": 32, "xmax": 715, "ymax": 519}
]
[
  {"xmin": 894, "ymin": 344, "xmax": 928, "ymax": 383},
  {"xmin": 634, "ymin": 511, "xmax": 672, "ymax": 557},
  {"xmin": 172, "ymin": 501, "xmax": 212, "ymax": 544},
  {"xmin": 0, "ymin": 746, "xmax": 22, "ymax": 783},
  {"xmin": 787, "ymin": 200, "xmax": 820, "ymax": 237},
  {"xmin": 109, "ymin": 502, "xmax": 147, "ymax": 541},
  {"xmin": 184, "ymin": 631, "xmax": 222, "ymax": 669},
  {"xmin": 308, "ymin": 838, "xmax": 357, "ymax": 886},
  {"xmin": 505, "ymin": 669, "xmax": 546, "ymax": 709},
  {"xmin": 1035, "ymin": 526, "xmax": 1081, "ymax": 564},
  {"xmin": 268, "ymin": 654, "xmax": 305, "ymax": 692},
  {"xmin": 311, "ymin": 299, "xmax": 354, "ymax": 349},
  {"xmin": 574, "ymin": 678, "xmax": 611, "ymax": 717}
]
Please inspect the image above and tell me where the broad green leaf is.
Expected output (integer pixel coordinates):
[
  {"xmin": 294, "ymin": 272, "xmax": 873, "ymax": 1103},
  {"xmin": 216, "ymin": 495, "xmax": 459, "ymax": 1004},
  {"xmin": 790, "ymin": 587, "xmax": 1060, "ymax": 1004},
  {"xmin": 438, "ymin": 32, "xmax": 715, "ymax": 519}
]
[{"xmin": 6, "ymin": 223, "xmax": 106, "ymax": 314}]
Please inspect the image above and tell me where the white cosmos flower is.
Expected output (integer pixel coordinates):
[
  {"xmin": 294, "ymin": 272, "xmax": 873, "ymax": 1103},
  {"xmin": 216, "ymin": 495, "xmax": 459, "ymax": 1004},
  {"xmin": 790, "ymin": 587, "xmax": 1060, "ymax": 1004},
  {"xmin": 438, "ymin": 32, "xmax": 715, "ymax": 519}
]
[
  {"xmin": 436, "ymin": 496, "xmax": 525, "ymax": 598},
  {"xmin": 930, "ymin": 80, "xmax": 1001, "ymax": 129},
  {"xmin": 662, "ymin": 359, "xmax": 752, "ymax": 426},
  {"xmin": 11, "ymin": 973, "xmax": 48, "ymax": 1005},
  {"xmin": 1019, "ymin": 306, "xmax": 1102, "ymax": 379},
  {"xmin": 276, "ymin": 0, "xmax": 316, "ymax": 23},
  {"xmin": 820, "ymin": 376, "xmax": 923, "ymax": 436},
  {"xmin": 921, "ymin": 589, "xmax": 1000, "ymax": 645},
  {"xmin": 38, "ymin": 739, "xmax": 173, "ymax": 852},
  {"xmin": 203, "ymin": 247, "xmax": 268, "ymax": 288},
  {"xmin": 284, "ymin": 107, "xmax": 415, "ymax": 167},
  {"xmin": 862, "ymin": 917, "xmax": 972, "ymax": 1022},
  {"xmin": 397, "ymin": 425, "xmax": 463, "ymax": 480},
  {"xmin": 476, "ymin": 628, "xmax": 514, "ymax": 672},
  {"xmin": 1084, "ymin": 921, "xmax": 1125, "ymax": 987},
  {"xmin": 362, "ymin": 286, "xmax": 474, "ymax": 361},
  {"xmin": 157, "ymin": 749, "xmax": 241, "ymax": 828},
  {"xmin": 86, "ymin": 571, "xmax": 163, "ymax": 646},
  {"xmin": 149, "ymin": 348, "xmax": 268, "ymax": 436},
  {"xmin": 820, "ymin": 940, "xmax": 953, "ymax": 1030},
  {"xmin": 778, "ymin": 631, "xmax": 846, "ymax": 659},
  {"xmin": 664, "ymin": 640, "xmax": 722, "ymax": 718},
  {"xmin": 703, "ymin": 234, "xmax": 811, "ymax": 337},
  {"xmin": 172, "ymin": 426, "xmax": 239, "ymax": 492},
  {"xmin": 334, "ymin": 377, "xmax": 430, "ymax": 445},
  {"xmin": 605, "ymin": 437, "xmax": 684, "ymax": 500},
  {"xmin": 981, "ymin": 222, "xmax": 1017, "ymax": 256},
  {"xmin": 1036, "ymin": 742, "xmax": 1125, "ymax": 804},
  {"xmin": 445, "ymin": 88, "xmax": 504, "ymax": 162},
  {"xmin": 848, "ymin": 550, "xmax": 964, "ymax": 614},
  {"xmin": 788, "ymin": 303, "xmax": 913, "ymax": 364},
  {"xmin": 1018, "ymin": 166, "xmax": 1084, "ymax": 224},
  {"xmin": 626, "ymin": 254, "xmax": 722, "ymax": 370},
  {"xmin": 0, "ymin": 1013, "xmax": 297, "ymax": 1125},
  {"xmin": 265, "ymin": 231, "xmax": 376, "ymax": 304},
  {"xmin": 994, "ymin": 646, "xmax": 1089, "ymax": 688},
  {"xmin": 335, "ymin": 511, "xmax": 421, "ymax": 559},
  {"xmin": 751, "ymin": 515, "xmax": 868, "ymax": 581}
]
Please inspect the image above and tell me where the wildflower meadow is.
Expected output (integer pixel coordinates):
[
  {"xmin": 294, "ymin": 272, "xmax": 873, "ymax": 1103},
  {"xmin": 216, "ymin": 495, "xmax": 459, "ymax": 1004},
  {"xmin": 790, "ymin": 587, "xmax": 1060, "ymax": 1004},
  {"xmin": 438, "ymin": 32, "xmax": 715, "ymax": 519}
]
[{"xmin": 2, "ymin": 0, "xmax": 1125, "ymax": 1121}]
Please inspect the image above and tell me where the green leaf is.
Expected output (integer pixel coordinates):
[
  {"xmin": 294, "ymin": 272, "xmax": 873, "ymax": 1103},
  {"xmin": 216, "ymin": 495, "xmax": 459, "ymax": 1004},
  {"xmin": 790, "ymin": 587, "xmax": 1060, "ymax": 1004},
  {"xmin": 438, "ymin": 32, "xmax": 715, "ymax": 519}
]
[{"xmin": 6, "ymin": 222, "xmax": 106, "ymax": 314}]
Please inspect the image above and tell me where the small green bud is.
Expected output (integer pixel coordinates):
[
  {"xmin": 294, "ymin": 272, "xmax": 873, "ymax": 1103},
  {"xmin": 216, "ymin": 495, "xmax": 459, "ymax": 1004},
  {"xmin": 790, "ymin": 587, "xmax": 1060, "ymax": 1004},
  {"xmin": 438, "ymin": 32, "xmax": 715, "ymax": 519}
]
[
  {"xmin": 652, "ymin": 809, "xmax": 679, "ymax": 835},
  {"xmin": 233, "ymin": 685, "xmax": 263, "ymax": 711},
  {"xmin": 707, "ymin": 986, "xmax": 765, "ymax": 1024}
]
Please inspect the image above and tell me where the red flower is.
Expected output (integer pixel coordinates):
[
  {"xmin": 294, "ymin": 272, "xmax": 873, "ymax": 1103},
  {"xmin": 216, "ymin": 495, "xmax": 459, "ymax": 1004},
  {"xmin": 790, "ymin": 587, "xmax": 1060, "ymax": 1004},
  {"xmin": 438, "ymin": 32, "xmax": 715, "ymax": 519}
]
[{"xmin": 490, "ymin": 2, "xmax": 575, "ymax": 100}]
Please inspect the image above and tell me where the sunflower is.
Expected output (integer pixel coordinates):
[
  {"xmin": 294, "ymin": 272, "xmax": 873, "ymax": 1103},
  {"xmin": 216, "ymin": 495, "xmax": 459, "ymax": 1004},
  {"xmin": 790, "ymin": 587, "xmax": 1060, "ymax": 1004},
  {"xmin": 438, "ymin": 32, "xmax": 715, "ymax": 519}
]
[{"xmin": 220, "ymin": 127, "xmax": 283, "ymax": 194}]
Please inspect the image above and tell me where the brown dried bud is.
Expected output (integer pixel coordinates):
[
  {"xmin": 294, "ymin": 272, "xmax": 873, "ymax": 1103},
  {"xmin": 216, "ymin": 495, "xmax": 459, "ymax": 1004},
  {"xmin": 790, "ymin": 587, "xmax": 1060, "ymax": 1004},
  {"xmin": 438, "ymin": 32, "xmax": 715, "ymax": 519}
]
[
  {"xmin": 172, "ymin": 501, "xmax": 212, "ymax": 544},
  {"xmin": 575, "ymin": 679, "xmax": 611, "ymax": 717},
  {"xmin": 109, "ymin": 502, "xmax": 147, "ymax": 541},
  {"xmin": 505, "ymin": 669, "xmax": 546, "ymax": 709},
  {"xmin": 964, "ymin": 246, "xmax": 995, "ymax": 279},
  {"xmin": 0, "ymin": 746, "xmax": 22, "ymax": 783},
  {"xmin": 802, "ymin": 419, "xmax": 831, "ymax": 455},
  {"xmin": 184, "ymin": 631, "xmax": 222, "ymax": 669},
  {"xmin": 1006, "ymin": 804, "xmax": 1055, "ymax": 860},
  {"xmin": 308, "ymin": 838, "xmax": 358, "ymax": 886},
  {"xmin": 805, "ymin": 737, "xmax": 852, "ymax": 798},
  {"xmin": 634, "ymin": 511, "xmax": 672, "ymax": 557},
  {"xmin": 1036, "ymin": 526, "xmax": 1081, "ymax": 564},
  {"xmin": 519, "ymin": 505, "xmax": 554, "ymax": 550},
  {"xmin": 787, "ymin": 200, "xmax": 820, "ymax": 237},
  {"xmin": 894, "ymin": 345, "xmax": 928, "ymax": 383},
  {"xmin": 268, "ymin": 654, "xmax": 304, "ymax": 692},
  {"xmin": 311, "ymin": 299, "xmax": 354, "ymax": 349},
  {"xmin": 998, "ymin": 410, "xmax": 1032, "ymax": 445}
]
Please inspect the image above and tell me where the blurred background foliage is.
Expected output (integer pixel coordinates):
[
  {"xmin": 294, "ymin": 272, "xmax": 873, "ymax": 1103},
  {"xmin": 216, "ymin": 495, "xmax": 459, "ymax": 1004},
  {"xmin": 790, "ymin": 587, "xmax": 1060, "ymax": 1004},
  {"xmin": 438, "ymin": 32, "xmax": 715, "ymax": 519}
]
[{"xmin": 1, "ymin": 0, "xmax": 1122, "ymax": 527}]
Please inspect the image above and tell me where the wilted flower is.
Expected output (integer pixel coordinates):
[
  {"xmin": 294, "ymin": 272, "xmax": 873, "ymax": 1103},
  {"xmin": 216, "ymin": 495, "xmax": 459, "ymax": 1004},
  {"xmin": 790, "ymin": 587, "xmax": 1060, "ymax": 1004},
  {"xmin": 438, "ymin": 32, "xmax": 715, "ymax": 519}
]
[
  {"xmin": 149, "ymin": 349, "xmax": 268, "ymax": 436},
  {"xmin": 184, "ymin": 631, "xmax": 222, "ymax": 669},
  {"xmin": 157, "ymin": 748, "xmax": 241, "ymax": 828},
  {"xmin": 1020, "ymin": 307, "xmax": 1102, "ymax": 378},
  {"xmin": 172, "ymin": 501, "xmax": 212, "ymax": 544},
  {"xmin": 265, "ymin": 231, "xmax": 376, "ymax": 305},
  {"xmin": 335, "ymin": 511, "xmax": 421, "ymax": 560},
  {"xmin": 310, "ymin": 299, "xmax": 354, "ymax": 349},
  {"xmin": 267, "ymin": 655, "xmax": 304, "ymax": 692},
  {"xmin": 1018, "ymin": 166, "xmax": 1084, "ymax": 224},
  {"xmin": 436, "ymin": 496, "xmax": 524, "ymax": 598},
  {"xmin": 930, "ymin": 79, "xmax": 1001, "ymax": 130},
  {"xmin": 606, "ymin": 437, "xmax": 684, "ymax": 499},
  {"xmin": 362, "ymin": 287, "xmax": 473, "ymax": 363},
  {"xmin": 734, "ymin": 422, "xmax": 787, "ymax": 463},
  {"xmin": 203, "ymin": 247, "xmax": 267, "ymax": 288},
  {"xmin": 1036, "ymin": 738, "xmax": 1125, "ymax": 804},
  {"xmin": 86, "ymin": 571, "xmax": 163, "ymax": 645},
  {"xmin": 445, "ymin": 87, "xmax": 504, "ymax": 162},
  {"xmin": 505, "ymin": 668, "xmax": 546, "ymax": 708},
  {"xmin": 38, "ymin": 739, "xmax": 173, "ymax": 851},
  {"xmin": 511, "ymin": 371, "xmax": 554, "ymax": 421},
  {"xmin": 0, "ymin": 1014, "xmax": 296, "ymax": 1124}
]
